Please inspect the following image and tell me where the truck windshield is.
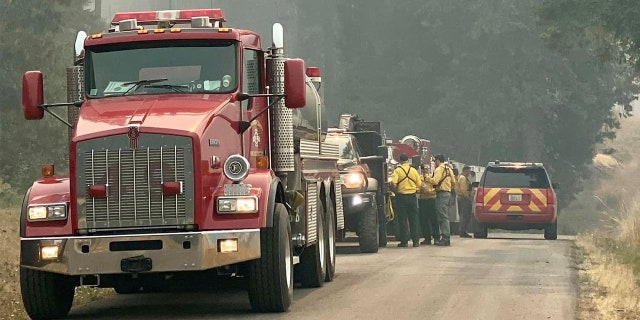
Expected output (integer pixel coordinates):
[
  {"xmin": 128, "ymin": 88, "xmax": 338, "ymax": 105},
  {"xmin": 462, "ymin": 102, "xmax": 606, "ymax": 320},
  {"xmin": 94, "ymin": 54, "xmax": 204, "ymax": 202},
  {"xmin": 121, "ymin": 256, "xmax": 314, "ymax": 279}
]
[
  {"xmin": 326, "ymin": 136, "xmax": 359, "ymax": 164},
  {"xmin": 84, "ymin": 40, "xmax": 238, "ymax": 97}
]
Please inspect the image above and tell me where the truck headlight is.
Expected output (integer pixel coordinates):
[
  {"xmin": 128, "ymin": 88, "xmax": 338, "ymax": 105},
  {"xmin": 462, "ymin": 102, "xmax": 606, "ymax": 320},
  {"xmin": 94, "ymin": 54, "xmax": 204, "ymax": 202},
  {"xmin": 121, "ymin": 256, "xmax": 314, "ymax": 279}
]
[
  {"xmin": 342, "ymin": 172, "xmax": 366, "ymax": 189},
  {"xmin": 217, "ymin": 196, "xmax": 258, "ymax": 214},
  {"xmin": 223, "ymin": 154, "xmax": 250, "ymax": 182},
  {"xmin": 28, "ymin": 204, "xmax": 67, "ymax": 221}
]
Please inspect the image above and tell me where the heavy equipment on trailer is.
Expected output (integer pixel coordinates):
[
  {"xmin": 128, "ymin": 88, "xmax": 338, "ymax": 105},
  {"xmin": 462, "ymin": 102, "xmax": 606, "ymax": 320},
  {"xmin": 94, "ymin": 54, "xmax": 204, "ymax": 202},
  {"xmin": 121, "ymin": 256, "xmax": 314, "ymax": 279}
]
[{"xmin": 19, "ymin": 8, "xmax": 344, "ymax": 318}]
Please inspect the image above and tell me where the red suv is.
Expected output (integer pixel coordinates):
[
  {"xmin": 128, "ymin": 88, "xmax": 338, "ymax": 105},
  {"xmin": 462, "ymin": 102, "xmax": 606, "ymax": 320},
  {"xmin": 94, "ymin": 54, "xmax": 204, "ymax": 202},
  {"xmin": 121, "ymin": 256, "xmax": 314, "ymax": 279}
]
[{"xmin": 473, "ymin": 161, "xmax": 557, "ymax": 240}]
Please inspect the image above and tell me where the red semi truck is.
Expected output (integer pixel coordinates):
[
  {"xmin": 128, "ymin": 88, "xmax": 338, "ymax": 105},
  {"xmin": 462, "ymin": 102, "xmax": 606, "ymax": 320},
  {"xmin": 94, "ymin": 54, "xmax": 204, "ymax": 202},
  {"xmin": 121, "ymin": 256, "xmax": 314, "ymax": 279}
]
[{"xmin": 19, "ymin": 9, "xmax": 344, "ymax": 318}]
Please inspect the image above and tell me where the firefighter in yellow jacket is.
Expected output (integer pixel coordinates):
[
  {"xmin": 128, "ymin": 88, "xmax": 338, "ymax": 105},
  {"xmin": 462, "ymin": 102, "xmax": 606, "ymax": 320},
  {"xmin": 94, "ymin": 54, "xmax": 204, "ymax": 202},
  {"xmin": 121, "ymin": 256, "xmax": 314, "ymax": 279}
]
[
  {"xmin": 390, "ymin": 154, "xmax": 423, "ymax": 247},
  {"xmin": 455, "ymin": 166, "xmax": 473, "ymax": 238},
  {"xmin": 424, "ymin": 154, "xmax": 456, "ymax": 246},
  {"xmin": 418, "ymin": 163, "xmax": 439, "ymax": 245}
]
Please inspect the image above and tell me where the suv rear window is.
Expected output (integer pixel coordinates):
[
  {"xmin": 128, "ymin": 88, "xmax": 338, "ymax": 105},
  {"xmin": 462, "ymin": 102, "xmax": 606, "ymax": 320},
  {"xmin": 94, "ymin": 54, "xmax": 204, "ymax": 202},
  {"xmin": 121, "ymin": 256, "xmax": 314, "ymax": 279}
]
[{"xmin": 482, "ymin": 167, "xmax": 550, "ymax": 188}]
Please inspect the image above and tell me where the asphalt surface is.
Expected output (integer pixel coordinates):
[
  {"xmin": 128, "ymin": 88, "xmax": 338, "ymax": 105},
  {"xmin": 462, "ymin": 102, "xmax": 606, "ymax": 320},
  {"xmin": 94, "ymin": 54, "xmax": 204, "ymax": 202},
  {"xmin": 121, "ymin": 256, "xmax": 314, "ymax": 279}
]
[{"xmin": 68, "ymin": 233, "xmax": 577, "ymax": 320}]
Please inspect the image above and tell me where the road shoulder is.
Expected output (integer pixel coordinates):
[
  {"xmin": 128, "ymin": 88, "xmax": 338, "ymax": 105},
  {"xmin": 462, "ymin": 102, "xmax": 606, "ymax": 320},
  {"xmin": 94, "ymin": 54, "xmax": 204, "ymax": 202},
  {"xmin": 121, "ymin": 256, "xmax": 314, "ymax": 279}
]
[{"xmin": 576, "ymin": 234, "xmax": 640, "ymax": 319}]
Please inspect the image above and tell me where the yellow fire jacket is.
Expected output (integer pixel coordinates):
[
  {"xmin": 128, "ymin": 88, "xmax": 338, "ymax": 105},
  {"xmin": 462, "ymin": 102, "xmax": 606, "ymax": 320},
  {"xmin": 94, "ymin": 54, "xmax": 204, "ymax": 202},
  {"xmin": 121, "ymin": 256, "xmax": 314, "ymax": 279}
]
[
  {"xmin": 455, "ymin": 175, "xmax": 471, "ymax": 198},
  {"xmin": 425, "ymin": 164, "xmax": 455, "ymax": 192},
  {"xmin": 391, "ymin": 163, "xmax": 422, "ymax": 194}
]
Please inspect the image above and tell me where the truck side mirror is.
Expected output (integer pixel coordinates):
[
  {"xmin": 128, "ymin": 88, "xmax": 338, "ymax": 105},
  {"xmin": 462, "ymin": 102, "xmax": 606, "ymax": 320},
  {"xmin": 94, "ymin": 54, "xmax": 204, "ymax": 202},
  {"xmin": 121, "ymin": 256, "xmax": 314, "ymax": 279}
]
[
  {"xmin": 22, "ymin": 71, "xmax": 45, "ymax": 120},
  {"xmin": 284, "ymin": 59, "xmax": 306, "ymax": 108}
]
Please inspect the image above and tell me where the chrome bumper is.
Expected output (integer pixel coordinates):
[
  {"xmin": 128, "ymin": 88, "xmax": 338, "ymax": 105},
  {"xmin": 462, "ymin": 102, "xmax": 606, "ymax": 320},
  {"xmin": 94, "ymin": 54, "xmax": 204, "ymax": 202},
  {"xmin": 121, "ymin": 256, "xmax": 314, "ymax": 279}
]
[{"xmin": 21, "ymin": 229, "xmax": 261, "ymax": 275}]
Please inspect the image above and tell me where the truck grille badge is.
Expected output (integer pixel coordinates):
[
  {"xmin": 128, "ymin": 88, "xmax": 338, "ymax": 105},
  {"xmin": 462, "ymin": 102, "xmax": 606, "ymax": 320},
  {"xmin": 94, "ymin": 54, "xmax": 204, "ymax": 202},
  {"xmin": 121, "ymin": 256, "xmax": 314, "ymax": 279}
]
[{"xmin": 128, "ymin": 126, "xmax": 140, "ymax": 149}]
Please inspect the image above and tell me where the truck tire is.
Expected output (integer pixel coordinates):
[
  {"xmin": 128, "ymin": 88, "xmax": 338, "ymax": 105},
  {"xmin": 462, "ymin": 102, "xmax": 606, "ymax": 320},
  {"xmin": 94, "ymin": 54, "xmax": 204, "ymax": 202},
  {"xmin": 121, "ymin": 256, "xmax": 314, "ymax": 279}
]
[
  {"xmin": 324, "ymin": 197, "xmax": 336, "ymax": 282},
  {"xmin": 20, "ymin": 267, "xmax": 75, "ymax": 320},
  {"xmin": 298, "ymin": 199, "xmax": 327, "ymax": 288},
  {"xmin": 544, "ymin": 220, "xmax": 558, "ymax": 240},
  {"xmin": 474, "ymin": 225, "xmax": 488, "ymax": 239},
  {"xmin": 248, "ymin": 204, "xmax": 293, "ymax": 312},
  {"xmin": 359, "ymin": 198, "xmax": 379, "ymax": 253}
]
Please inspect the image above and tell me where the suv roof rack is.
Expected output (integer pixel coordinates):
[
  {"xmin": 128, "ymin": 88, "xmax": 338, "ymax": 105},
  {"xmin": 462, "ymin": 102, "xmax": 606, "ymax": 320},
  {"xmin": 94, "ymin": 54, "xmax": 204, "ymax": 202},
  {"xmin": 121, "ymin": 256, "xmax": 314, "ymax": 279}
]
[{"xmin": 488, "ymin": 161, "xmax": 543, "ymax": 167}]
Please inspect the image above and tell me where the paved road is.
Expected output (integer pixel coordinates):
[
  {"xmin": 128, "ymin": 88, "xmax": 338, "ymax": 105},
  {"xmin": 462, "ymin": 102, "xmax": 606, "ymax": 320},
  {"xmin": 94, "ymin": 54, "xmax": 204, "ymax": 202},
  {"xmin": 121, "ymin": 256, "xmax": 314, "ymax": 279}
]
[{"xmin": 68, "ymin": 234, "xmax": 577, "ymax": 320}]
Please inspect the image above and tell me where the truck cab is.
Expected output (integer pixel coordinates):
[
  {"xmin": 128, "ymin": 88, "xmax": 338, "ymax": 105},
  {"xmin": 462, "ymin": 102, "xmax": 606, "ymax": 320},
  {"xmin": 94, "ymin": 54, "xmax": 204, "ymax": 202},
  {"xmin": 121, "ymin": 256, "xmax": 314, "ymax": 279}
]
[{"xmin": 19, "ymin": 9, "xmax": 344, "ymax": 318}]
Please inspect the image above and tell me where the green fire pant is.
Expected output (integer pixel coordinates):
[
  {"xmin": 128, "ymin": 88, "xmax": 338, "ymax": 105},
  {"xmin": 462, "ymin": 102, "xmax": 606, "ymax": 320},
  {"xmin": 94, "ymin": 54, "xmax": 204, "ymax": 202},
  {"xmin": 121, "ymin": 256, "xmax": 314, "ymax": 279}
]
[
  {"xmin": 394, "ymin": 193, "xmax": 420, "ymax": 244},
  {"xmin": 435, "ymin": 191, "xmax": 451, "ymax": 238}
]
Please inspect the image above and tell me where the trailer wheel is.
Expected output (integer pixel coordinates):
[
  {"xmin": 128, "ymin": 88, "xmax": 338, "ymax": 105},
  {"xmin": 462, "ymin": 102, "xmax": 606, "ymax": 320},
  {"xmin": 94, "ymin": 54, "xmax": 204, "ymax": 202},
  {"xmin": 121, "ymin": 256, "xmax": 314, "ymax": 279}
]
[
  {"xmin": 359, "ymin": 198, "xmax": 379, "ymax": 253},
  {"xmin": 20, "ymin": 267, "xmax": 75, "ymax": 320},
  {"xmin": 324, "ymin": 197, "xmax": 336, "ymax": 282},
  {"xmin": 544, "ymin": 220, "xmax": 558, "ymax": 240},
  {"xmin": 298, "ymin": 199, "xmax": 326, "ymax": 287},
  {"xmin": 248, "ymin": 203, "xmax": 293, "ymax": 312}
]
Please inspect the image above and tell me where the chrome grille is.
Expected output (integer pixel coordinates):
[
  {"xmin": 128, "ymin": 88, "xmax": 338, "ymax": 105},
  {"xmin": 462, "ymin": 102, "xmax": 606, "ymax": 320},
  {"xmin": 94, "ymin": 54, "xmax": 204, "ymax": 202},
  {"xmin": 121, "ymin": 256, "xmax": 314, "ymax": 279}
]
[{"xmin": 77, "ymin": 135, "xmax": 194, "ymax": 231}]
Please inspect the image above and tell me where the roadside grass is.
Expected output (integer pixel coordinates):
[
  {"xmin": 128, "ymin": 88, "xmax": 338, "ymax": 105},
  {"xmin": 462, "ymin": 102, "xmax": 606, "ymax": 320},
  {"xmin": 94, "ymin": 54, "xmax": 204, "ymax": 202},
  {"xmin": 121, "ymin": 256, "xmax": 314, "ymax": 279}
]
[
  {"xmin": 0, "ymin": 208, "xmax": 113, "ymax": 319},
  {"xmin": 577, "ymin": 233, "xmax": 640, "ymax": 319},
  {"xmin": 569, "ymin": 117, "xmax": 640, "ymax": 319}
]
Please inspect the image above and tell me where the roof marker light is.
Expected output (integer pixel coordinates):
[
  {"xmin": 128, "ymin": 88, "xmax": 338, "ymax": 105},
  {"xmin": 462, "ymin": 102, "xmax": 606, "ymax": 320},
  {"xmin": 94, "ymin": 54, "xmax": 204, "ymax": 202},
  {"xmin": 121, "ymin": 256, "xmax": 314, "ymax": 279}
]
[{"xmin": 306, "ymin": 67, "xmax": 321, "ymax": 78}]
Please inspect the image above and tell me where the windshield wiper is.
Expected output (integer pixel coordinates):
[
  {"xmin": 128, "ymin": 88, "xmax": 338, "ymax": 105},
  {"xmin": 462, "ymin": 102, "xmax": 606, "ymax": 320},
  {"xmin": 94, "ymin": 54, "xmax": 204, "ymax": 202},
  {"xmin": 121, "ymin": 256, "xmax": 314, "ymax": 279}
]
[
  {"xmin": 121, "ymin": 78, "xmax": 168, "ymax": 96},
  {"xmin": 144, "ymin": 84, "xmax": 188, "ymax": 93}
]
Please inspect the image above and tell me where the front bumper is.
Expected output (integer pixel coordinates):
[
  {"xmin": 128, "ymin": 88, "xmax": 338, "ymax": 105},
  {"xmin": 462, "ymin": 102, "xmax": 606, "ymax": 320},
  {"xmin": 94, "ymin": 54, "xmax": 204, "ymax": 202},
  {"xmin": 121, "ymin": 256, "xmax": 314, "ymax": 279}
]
[
  {"xmin": 342, "ymin": 192, "xmax": 376, "ymax": 215},
  {"xmin": 21, "ymin": 229, "xmax": 261, "ymax": 275}
]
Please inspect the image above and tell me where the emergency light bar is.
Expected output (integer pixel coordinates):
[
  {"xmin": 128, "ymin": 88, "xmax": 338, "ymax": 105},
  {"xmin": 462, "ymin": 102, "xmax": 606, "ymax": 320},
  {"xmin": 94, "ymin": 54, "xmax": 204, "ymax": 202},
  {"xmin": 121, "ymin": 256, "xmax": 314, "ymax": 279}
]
[
  {"xmin": 111, "ymin": 9, "xmax": 226, "ymax": 26},
  {"xmin": 488, "ymin": 161, "xmax": 543, "ymax": 167}
]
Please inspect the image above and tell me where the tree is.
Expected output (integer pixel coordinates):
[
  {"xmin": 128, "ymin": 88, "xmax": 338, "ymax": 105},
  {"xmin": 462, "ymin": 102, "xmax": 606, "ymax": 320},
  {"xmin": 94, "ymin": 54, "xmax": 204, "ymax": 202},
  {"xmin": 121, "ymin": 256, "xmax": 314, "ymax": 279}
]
[
  {"xmin": 538, "ymin": 0, "xmax": 640, "ymax": 71},
  {"xmin": 0, "ymin": 0, "xmax": 104, "ymax": 201},
  {"xmin": 331, "ymin": 0, "xmax": 636, "ymax": 206}
]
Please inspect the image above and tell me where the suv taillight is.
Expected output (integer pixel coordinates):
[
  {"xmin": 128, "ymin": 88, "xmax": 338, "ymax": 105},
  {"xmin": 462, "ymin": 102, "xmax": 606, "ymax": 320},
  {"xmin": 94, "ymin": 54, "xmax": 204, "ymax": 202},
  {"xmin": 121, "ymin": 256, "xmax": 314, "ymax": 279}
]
[
  {"xmin": 475, "ymin": 187, "xmax": 484, "ymax": 204},
  {"xmin": 546, "ymin": 188, "xmax": 554, "ymax": 206}
]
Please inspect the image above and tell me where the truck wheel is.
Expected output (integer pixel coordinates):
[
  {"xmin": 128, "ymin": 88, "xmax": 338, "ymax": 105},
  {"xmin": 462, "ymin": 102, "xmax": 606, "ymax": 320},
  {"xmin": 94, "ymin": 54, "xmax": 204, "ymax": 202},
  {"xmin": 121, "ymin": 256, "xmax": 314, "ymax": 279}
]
[
  {"xmin": 324, "ymin": 197, "xmax": 336, "ymax": 282},
  {"xmin": 544, "ymin": 220, "xmax": 558, "ymax": 240},
  {"xmin": 248, "ymin": 203, "xmax": 293, "ymax": 312},
  {"xmin": 474, "ymin": 225, "xmax": 488, "ymax": 239},
  {"xmin": 298, "ymin": 199, "xmax": 327, "ymax": 288},
  {"xmin": 20, "ymin": 267, "xmax": 75, "ymax": 320},
  {"xmin": 359, "ymin": 198, "xmax": 379, "ymax": 253}
]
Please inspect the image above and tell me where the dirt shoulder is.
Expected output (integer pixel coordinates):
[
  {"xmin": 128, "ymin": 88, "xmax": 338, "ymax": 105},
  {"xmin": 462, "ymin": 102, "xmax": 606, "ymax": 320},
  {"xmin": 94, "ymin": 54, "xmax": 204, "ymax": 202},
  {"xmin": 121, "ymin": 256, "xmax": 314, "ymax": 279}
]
[{"xmin": 576, "ymin": 234, "xmax": 640, "ymax": 320}]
